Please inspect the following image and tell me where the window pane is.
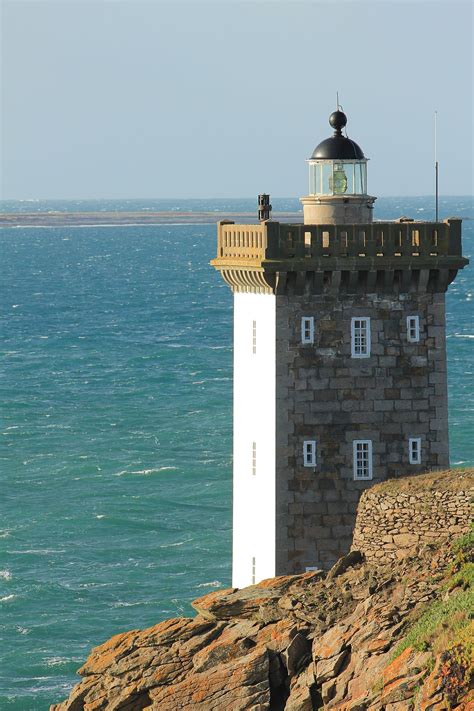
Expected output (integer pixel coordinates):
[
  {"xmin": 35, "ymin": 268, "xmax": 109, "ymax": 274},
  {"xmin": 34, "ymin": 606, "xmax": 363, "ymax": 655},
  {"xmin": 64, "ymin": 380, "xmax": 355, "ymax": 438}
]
[
  {"xmin": 353, "ymin": 440, "xmax": 372, "ymax": 479},
  {"xmin": 322, "ymin": 164, "xmax": 332, "ymax": 194},
  {"xmin": 340, "ymin": 163, "xmax": 354, "ymax": 194},
  {"xmin": 354, "ymin": 164, "xmax": 361, "ymax": 193},
  {"xmin": 409, "ymin": 438, "xmax": 421, "ymax": 464},
  {"xmin": 309, "ymin": 164, "xmax": 316, "ymax": 194},
  {"xmin": 303, "ymin": 440, "xmax": 317, "ymax": 467},
  {"xmin": 351, "ymin": 318, "xmax": 370, "ymax": 357},
  {"xmin": 407, "ymin": 316, "xmax": 420, "ymax": 342},
  {"xmin": 301, "ymin": 317, "xmax": 314, "ymax": 344},
  {"xmin": 360, "ymin": 163, "xmax": 367, "ymax": 193}
]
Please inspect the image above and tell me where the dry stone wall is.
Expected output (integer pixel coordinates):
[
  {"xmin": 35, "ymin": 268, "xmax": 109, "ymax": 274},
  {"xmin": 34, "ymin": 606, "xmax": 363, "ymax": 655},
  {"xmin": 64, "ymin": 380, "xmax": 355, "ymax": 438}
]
[{"xmin": 352, "ymin": 470, "xmax": 473, "ymax": 563}]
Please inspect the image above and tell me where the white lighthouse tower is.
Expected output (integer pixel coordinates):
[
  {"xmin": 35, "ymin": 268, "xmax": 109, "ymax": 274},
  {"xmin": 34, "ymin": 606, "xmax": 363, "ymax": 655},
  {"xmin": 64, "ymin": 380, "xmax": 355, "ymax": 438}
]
[
  {"xmin": 231, "ymin": 250, "xmax": 278, "ymax": 588},
  {"xmin": 212, "ymin": 108, "xmax": 467, "ymax": 589}
]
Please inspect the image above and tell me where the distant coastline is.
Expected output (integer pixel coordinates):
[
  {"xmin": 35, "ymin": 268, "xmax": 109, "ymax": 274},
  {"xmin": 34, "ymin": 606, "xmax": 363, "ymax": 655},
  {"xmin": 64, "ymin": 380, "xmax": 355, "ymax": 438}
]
[{"xmin": 0, "ymin": 211, "xmax": 302, "ymax": 227}]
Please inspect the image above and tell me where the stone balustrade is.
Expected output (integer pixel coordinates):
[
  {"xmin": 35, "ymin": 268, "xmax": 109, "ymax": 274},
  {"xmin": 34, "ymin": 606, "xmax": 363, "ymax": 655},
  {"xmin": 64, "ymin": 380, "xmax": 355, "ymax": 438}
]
[
  {"xmin": 212, "ymin": 218, "xmax": 467, "ymax": 294},
  {"xmin": 216, "ymin": 218, "xmax": 463, "ymax": 262},
  {"xmin": 217, "ymin": 222, "xmax": 267, "ymax": 261}
]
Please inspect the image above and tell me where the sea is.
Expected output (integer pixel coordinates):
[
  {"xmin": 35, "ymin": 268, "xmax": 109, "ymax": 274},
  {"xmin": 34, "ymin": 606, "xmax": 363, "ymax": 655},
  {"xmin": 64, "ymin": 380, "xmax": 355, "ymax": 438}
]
[{"xmin": 1, "ymin": 197, "xmax": 473, "ymax": 709}]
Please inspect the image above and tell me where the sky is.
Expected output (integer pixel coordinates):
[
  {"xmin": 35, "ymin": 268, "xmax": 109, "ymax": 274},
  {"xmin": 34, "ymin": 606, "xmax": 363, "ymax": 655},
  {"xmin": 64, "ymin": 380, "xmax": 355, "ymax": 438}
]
[{"xmin": 1, "ymin": 0, "xmax": 473, "ymax": 200}]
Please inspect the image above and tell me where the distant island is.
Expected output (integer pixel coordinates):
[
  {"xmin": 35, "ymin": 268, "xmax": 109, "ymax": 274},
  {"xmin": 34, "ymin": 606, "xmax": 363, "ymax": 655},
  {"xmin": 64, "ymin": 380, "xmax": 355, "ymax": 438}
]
[{"xmin": 0, "ymin": 211, "xmax": 301, "ymax": 227}]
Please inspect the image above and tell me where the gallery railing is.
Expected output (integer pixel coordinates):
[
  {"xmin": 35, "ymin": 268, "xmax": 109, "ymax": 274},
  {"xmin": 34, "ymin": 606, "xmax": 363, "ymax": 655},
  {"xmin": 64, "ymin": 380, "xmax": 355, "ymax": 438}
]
[{"xmin": 216, "ymin": 219, "xmax": 462, "ymax": 263}]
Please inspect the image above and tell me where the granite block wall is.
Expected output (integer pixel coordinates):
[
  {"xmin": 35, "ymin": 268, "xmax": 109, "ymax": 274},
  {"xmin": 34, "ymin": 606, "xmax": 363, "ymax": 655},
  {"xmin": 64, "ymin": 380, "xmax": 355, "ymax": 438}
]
[{"xmin": 275, "ymin": 291, "xmax": 449, "ymax": 574}]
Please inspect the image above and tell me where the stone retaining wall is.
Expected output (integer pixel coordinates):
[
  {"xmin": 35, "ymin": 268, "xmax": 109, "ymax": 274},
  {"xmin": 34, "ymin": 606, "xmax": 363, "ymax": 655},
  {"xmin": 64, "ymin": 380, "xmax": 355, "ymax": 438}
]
[{"xmin": 351, "ymin": 470, "xmax": 473, "ymax": 563}]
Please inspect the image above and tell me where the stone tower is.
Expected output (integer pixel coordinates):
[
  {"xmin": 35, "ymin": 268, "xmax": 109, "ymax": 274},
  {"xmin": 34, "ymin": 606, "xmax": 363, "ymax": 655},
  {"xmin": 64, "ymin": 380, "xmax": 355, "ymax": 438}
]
[{"xmin": 211, "ymin": 109, "xmax": 468, "ymax": 589}]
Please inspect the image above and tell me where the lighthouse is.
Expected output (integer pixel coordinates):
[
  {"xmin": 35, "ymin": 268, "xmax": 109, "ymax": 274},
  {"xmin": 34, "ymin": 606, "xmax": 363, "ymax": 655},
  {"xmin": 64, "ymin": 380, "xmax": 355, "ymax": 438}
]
[{"xmin": 211, "ymin": 109, "xmax": 468, "ymax": 588}]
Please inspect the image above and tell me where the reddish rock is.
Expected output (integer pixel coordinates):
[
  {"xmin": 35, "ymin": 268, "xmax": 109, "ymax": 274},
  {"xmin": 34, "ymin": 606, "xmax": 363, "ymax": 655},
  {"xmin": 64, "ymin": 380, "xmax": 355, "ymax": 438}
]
[
  {"xmin": 312, "ymin": 622, "xmax": 352, "ymax": 661},
  {"xmin": 191, "ymin": 571, "xmax": 321, "ymax": 622},
  {"xmin": 315, "ymin": 648, "xmax": 349, "ymax": 684},
  {"xmin": 51, "ymin": 469, "xmax": 473, "ymax": 711},
  {"xmin": 419, "ymin": 656, "xmax": 446, "ymax": 710},
  {"xmin": 148, "ymin": 645, "xmax": 270, "ymax": 710},
  {"xmin": 282, "ymin": 631, "xmax": 311, "ymax": 675},
  {"xmin": 286, "ymin": 665, "xmax": 316, "ymax": 711}
]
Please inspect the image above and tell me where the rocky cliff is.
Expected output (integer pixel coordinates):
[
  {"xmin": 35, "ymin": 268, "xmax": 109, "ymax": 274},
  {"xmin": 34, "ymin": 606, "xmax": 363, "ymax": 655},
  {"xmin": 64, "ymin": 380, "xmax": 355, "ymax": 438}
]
[{"xmin": 52, "ymin": 469, "xmax": 473, "ymax": 710}]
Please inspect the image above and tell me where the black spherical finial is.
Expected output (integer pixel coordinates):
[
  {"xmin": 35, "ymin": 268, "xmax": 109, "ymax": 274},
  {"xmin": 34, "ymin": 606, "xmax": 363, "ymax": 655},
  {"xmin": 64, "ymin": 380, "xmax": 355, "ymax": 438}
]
[
  {"xmin": 310, "ymin": 108, "xmax": 365, "ymax": 159},
  {"xmin": 329, "ymin": 110, "xmax": 347, "ymax": 136}
]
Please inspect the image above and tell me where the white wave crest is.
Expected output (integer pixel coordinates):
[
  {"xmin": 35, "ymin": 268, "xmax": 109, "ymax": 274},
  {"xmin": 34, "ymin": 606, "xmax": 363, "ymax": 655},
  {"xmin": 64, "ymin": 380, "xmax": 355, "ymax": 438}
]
[
  {"xmin": 159, "ymin": 538, "xmax": 193, "ymax": 549},
  {"xmin": 44, "ymin": 656, "xmax": 70, "ymax": 667},
  {"xmin": 8, "ymin": 548, "xmax": 65, "ymax": 555},
  {"xmin": 196, "ymin": 580, "xmax": 222, "ymax": 589},
  {"xmin": 115, "ymin": 466, "xmax": 177, "ymax": 477}
]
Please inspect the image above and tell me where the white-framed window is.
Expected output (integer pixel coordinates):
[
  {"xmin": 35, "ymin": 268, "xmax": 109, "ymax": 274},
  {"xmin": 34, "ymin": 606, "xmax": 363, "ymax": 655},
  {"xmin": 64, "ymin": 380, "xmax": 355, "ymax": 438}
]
[
  {"xmin": 252, "ymin": 441, "xmax": 257, "ymax": 476},
  {"xmin": 353, "ymin": 440, "xmax": 373, "ymax": 480},
  {"xmin": 407, "ymin": 315, "xmax": 420, "ymax": 343},
  {"xmin": 303, "ymin": 440, "xmax": 317, "ymax": 468},
  {"xmin": 251, "ymin": 556, "xmax": 256, "ymax": 585},
  {"xmin": 252, "ymin": 320, "xmax": 257, "ymax": 354},
  {"xmin": 301, "ymin": 316, "xmax": 315, "ymax": 344},
  {"xmin": 351, "ymin": 317, "xmax": 371, "ymax": 358},
  {"xmin": 409, "ymin": 437, "xmax": 422, "ymax": 464}
]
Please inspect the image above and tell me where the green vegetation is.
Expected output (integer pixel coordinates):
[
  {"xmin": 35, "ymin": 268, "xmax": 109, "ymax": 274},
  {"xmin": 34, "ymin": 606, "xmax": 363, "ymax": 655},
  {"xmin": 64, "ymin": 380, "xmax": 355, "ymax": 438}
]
[
  {"xmin": 451, "ymin": 527, "xmax": 474, "ymax": 558},
  {"xmin": 444, "ymin": 563, "xmax": 474, "ymax": 593},
  {"xmin": 436, "ymin": 624, "xmax": 474, "ymax": 707},
  {"xmin": 391, "ymin": 589, "xmax": 473, "ymax": 658},
  {"xmin": 392, "ymin": 529, "xmax": 473, "ymax": 660},
  {"xmin": 389, "ymin": 529, "xmax": 474, "ymax": 707}
]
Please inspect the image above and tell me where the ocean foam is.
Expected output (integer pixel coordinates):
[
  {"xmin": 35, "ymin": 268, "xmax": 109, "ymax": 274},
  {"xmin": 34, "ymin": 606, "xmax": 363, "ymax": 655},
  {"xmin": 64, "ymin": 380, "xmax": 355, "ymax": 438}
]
[
  {"xmin": 159, "ymin": 538, "xmax": 193, "ymax": 549},
  {"xmin": 44, "ymin": 657, "xmax": 70, "ymax": 667},
  {"xmin": 196, "ymin": 580, "xmax": 222, "ymax": 589},
  {"xmin": 115, "ymin": 466, "xmax": 177, "ymax": 476}
]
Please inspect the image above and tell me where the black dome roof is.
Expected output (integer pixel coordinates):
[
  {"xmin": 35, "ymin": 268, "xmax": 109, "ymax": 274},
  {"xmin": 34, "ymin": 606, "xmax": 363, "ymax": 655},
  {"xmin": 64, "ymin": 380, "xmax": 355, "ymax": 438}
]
[{"xmin": 311, "ymin": 110, "xmax": 365, "ymax": 160}]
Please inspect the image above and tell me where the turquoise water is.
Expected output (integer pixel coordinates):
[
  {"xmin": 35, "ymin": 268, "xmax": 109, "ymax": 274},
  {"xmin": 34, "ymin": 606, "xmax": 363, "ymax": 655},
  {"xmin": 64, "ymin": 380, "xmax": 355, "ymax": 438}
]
[{"xmin": 1, "ymin": 197, "xmax": 473, "ymax": 708}]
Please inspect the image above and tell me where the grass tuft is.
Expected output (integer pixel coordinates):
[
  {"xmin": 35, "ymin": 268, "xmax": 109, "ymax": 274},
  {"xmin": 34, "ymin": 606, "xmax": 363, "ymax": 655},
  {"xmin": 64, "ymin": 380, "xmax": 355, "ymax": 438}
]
[
  {"xmin": 452, "ymin": 527, "xmax": 474, "ymax": 559},
  {"xmin": 391, "ymin": 530, "xmax": 474, "ymax": 663},
  {"xmin": 391, "ymin": 589, "xmax": 474, "ymax": 659}
]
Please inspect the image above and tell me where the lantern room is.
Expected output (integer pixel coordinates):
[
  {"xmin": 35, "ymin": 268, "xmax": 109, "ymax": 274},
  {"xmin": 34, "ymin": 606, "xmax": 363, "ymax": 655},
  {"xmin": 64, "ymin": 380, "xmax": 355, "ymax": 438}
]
[
  {"xmin": 308, "ymin": 110, "xmax": 368, "ymax": 196},
  {"xmin": 301, "ymin": 108, "xmax": 376, "ymax": 225}
]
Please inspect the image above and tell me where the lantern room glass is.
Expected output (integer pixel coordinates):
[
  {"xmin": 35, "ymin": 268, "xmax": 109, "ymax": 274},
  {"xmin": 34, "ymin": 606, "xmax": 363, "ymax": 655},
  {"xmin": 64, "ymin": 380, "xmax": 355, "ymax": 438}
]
[{"xmin": 309, "ymin": 160, "xmax": 367, "ymax": 196}]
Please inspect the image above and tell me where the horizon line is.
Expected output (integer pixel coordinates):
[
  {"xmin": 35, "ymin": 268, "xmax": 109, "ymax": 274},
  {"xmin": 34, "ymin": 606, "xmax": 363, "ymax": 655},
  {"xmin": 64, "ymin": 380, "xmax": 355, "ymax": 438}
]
[{"xmin": 2, "ymin": 194, "xmax": 473, "ymax": 203}]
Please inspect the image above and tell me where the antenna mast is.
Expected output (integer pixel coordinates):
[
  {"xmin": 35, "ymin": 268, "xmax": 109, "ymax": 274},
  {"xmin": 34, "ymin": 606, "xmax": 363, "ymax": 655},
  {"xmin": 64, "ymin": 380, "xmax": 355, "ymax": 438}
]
[{"xmin": 435, "ymin": 111, "xmax": 439, "ymax": 222}]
